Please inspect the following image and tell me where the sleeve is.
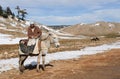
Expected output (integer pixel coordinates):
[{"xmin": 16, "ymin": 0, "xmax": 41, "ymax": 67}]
[
  {"xmin": 34, "ymin": 26, "xmax": 42, "ymax": 38},
  {"xmin": 27, "ymin": 27, "xmax": 33, "ymax": 38}
]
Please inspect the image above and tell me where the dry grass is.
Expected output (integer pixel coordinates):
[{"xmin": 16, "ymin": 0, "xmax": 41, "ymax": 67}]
[
  {"xmin": 0, "ymin": 44, "xmax": 18, "ymax": 59},
  {"xmin": 0, "ymin": 37, "xmax": 119, "ymax": 59},
  {"xmin": 49, "ymin": 37, "xmax": 119, "ymax": 53},
  {"xmin": 61, "ymin": 22, "xmax": 120, "ymax": 36},
  {"xmin": 0, "ymin": 29, "xmax": 26, "ymax": 37}
]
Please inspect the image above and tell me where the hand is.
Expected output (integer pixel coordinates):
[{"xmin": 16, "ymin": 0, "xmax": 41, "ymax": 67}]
[{"xmin": 29, "ymin": 36, "xmax": 34, "ymax": 39}]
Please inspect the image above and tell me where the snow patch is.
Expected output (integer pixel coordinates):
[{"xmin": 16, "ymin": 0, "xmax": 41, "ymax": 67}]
[
  {"xmin": 0, "ymin": 23, "xmax": 5, "ymax": 27},
  {"xmin": 0, "ymin": 41, "xmax": 120, "ymax": 73},
  {"xmin": 108, "ymin": 23, "xmax": 115, "ymax": 29},
  {"xmin": 0, "ymin": 33, "xmax": 26, "ymax": 45},
  {"xmin": 0, "ymin": 26, "xmax": 7, "ymax": 30},
  {"xmin": 0, "ymin": 17, "xmax": 6, "ymax": 22},
  {"xmin": 10, "ymin": 23, "xmax": 16, "ymax": 27},
  {"xmin": 95, "ymin": 23, "xmax": 100, "ymax": 26},
  {"xmin": 80, "ymin": 23, "xmax": 85, "ymax": 25},
  {"xmin": 20, "ymin": 24, "xmax": 26, "ymax": 27}
]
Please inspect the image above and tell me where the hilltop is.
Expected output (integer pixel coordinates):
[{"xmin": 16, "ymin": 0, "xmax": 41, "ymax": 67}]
[
  {"xmin": 61, "ymin": 21, "xmax": 120, "ymax": 37},
  {"xmin": 0, "ymin": 16, "xmax": 29, "ymax": 37}
]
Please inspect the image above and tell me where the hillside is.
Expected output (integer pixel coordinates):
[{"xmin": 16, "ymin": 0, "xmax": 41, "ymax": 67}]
[
  {"xmin": 0, "ymin": 16, "xmax": 80, "ymax": 45},
  {"xmin": 61, "ymin": 21, "xmax": 120, "ymax": 36},
  {"xmin": 0, "ymin": 16, "xmax": 54, "ymax": 45},
  {"xmin": 0, "ymin": 16, "xmax": 56, "ymax": 38},
  {"xmin": 0, "ymin": 16, "xmax": 28, "ymax": 37}
]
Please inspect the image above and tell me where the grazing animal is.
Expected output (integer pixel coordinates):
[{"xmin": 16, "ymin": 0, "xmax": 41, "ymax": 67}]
[
  {"xmin": 91, "ymin": 37, "xmax": 100, "ymax": 41},
  {"xmin": 18, "ymin": 32, "xmax": 60, "ymax": 73}
]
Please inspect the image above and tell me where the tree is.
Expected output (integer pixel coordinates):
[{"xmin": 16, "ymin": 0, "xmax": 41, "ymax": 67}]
[
  {"xmin": 20, "ymin": 9, "xmax": 28, "ymax": 20},
  {"xmin": 6, "ymin": 6, "xmax": 13, "ymax": 15},
  {"xmin": 2, "ymin": 10, "xmax": 8, "ymax": 18},
  {"xmin": 15, "ymin": 6, "xmax": 20, "ymax": 18},
  {"xmin": 0, "ymin": 5, "xmax": 3, "ymax": 16},
  {"xmin": 12, "ymin": 12, "xmax": 15, "ymax": 19},
  {"xmin": 15, "ymin": 6, "xmax": 28, "ymax": 21}
]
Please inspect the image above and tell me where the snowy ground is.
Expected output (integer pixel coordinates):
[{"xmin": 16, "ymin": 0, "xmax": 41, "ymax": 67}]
[
  {"xmin": 0, "ymin": 41, "xmax": 120, "ymax": 73},
  {"xmin": 0, "ymin": 33, "xmax": 26, "ymax": 45},
  {"xmin": 0, "ymin": 32, "xmax": 84, "ymax": 45}
]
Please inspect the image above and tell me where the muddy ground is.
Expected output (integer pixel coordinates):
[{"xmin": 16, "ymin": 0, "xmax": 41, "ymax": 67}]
[{"xmin": 0, "ymin": 49, "xmax": 120, "ymax": 79}]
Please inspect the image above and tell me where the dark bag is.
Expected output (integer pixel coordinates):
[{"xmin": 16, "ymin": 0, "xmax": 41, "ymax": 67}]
[
  {"xmin": 19, "ymin": 39, "xmax": 28, "ymax": 53},
  {"xmin": 19, "ymin": 39, "xmax": 36, "ymax": 54},
  {"xmin": 19, "ymin": 43, "xmax": 28, "ymax": 53}
]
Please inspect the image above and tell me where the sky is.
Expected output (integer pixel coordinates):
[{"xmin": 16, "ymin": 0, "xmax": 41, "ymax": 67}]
[{"xmin": 1, "ymin": 0, "xmax": 120, "ymax": 25}]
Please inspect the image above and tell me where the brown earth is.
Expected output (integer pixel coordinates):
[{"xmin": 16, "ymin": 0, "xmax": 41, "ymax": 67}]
[
  {"xmin": 0, "ymin": 49, "xmax": 120, "ymax": 79},
  {"xmin": 0, "ymin": 37, "xmax": 120, "ymax": 79},
  {"xmin": 0, "ymin": 37, "xmax": 119, "ymax": 59}
]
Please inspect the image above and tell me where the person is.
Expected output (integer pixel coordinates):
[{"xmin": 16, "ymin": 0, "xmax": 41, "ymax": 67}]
[{"xmin": 27, "ymin": 22, "xmax": 42, "ymax": 54}]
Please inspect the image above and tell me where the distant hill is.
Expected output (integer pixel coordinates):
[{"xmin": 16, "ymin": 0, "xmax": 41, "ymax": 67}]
[
  {"xmin": 48, "ymin": 25, "xmax": 70, "ymax": 30},
  {"xmin": 60, "ymin": 21, "xmax": 120, "ymax": 36}
]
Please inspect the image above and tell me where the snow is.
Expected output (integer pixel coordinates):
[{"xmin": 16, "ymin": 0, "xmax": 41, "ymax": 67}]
[
  {"xmin": 10, "ymin": 23, "xmax": 16, "ymax": 27},
  {"xmin": 80, "ymin": 23, "xmax": 85, "ymax": 25},
  {"xmin": 8, "ymin": 16, "xmax": 13, "ymax": 21},
  {"xmin": 108, "ymin": 23, "xmax": 115, "ymax": 27},
  {"xmin": 41, "ymin": 25, "xmax": 54, "ymax": 32},
  {"xmin": 95, "ymin": 23, "xmax": 100, "ymax": 26},
  {"xmin": 0, "ymin": 41, "xmax": 120, "ymax": 73},
  {"xmin": 14, "ymin": 17, "xmax": 18, "ymax": 21},
  {"xmin": 0, "ymin": 23, "xmax": 5, "ymax": 27},
  {"xmin": 108, "ymin": 23, "xmax": 115, "ymax": 29},
  {"xmin": 20, "ymin": 24, "xmax": 26, "ymax": 27},
  {"xmin": 0, "ymin": 37, "xmax": 24, "ymax": 45},
  {"xmin": 0, "ymin": 33, "xmax": 26, "ymax": 45},
  {"xmin": 59, "ymin": 36, "xmax": 85, "ymax": 39},
  {"xmin": 25, "ymin": 21, "xmax": 30, "ymax": 26},
  {"xmin": 0, "ymin": 27, "xmax": 7, "ymax": 30},
  {"xmin": 0, "ymin": 17, "xmax": 6, "ymax": 22},
  {"xmin": 0, "ymin": 33, "xmax": 11, "ymax": 37}
]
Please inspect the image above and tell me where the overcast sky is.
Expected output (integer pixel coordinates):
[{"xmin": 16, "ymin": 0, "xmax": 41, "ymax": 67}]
[{"xmin": 1, "ymin": 0, "xmax": 120, "ymax": 25}]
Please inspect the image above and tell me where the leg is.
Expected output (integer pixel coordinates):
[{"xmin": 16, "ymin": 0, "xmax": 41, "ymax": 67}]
[
  {"xmin": 42, "ymin": 54, "xmax": 46, "ymax": 71},
  {"xmin": 36, "ymin": 39, "xmax": 41, "ymax": 72},
  {"xmin": 41, "ymin": 50, "xmax": 48, "ymax": 71},
  {"xmin": 36, "ymin": 53, "xmax": 41, "ymax": 72},
  {"xmin": 19, "ymin": 55, "xmax": 28, "ymax": 73},
  {"xmin": 38, "ymin": 40, "xmax": 41, "ymax": 51}
]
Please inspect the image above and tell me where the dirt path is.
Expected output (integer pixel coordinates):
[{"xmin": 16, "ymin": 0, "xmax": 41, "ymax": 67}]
[{"xmin": 0, "ymin": 49, "xmax": 120, "ymax": 79}]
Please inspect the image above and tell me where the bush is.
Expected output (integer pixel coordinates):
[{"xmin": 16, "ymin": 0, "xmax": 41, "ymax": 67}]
[{"xmin": 2, "ymin": 13, "xmax": 8, "ymax": 18}]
